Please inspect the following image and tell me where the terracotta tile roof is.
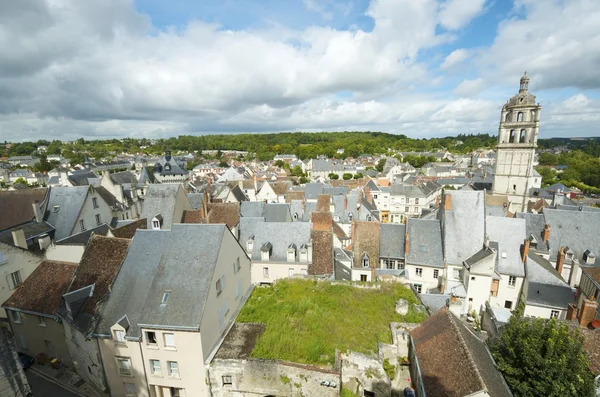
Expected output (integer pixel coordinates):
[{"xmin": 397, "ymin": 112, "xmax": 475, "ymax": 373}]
[
  {"xmin": 270, "ymin": 182, "xmax": 289, "ymax": 195},
  {"xmin": 67, "ymin": 236, "xmax": 130, "ymax": 316},
  {"xmin": 352, "ymin": 221, "xmax": 380, "ymax": 267},
  {"xmin": 411, "ymin": 308, "xmax": 512, "ymax": 397},
  {"xmin": 332, "ymin": 221, "xmax": 347, "ymax": 239},
  {"xmin": 579, "ymin": 328, "xmax": 600, "ymax": 375},
  {"xmin": 376, "ymin": 178, "xmax": 390, "ymax": 187},
  {"xmin": 286, "ymin": 191, "xmax": 304, "ymax": 203},
  {"xmin": 316, "ymin": 194, "xmax": 331, "ymax": 212},
  {"xmin": 111, "ymin": 218, "xmax": 147, "ymax": 239},
  {"xmin": 0, "ymin": 188, "xmax": 48, "ymax": 230},
  {"xmin": 182, "ymin": 210, "xmax": 204, "ymax": 224},
  {"xmin": 310, "ymin": 229, "xmax": 333, "ymax": 275},
  {"xmin": 207, "ymin": 203, "xmax": 240, "ymax": 228},
  {"xmin": 2, "ymin": 261, "xmax": 77, "ymax": 316}
]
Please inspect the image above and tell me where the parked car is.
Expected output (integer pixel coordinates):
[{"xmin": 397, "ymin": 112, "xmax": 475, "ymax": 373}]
[
  {"xmin": 404, "ymin": 387, "xmax": 416, "ymax": 397},
  {"xmin": 18, "ymin": 353, "xmax": 35, "ymax": 369}
]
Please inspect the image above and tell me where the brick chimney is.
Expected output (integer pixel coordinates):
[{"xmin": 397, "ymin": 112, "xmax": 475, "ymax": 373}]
[
  {"xmin": 566, "ymin": 303, "xmax": 577, "ymax": 321},
  {"xmin": 521, "ymin": 239, "xmax": 530, "ymax": 264},
  {"xmin": 556, "ymin": 246, "xmax": 565, "ymax": 275},
  {"xmin": 364, "ymin": 187, "xmax": 372, "ymax": 204},
  {"xmin": 444, "ymin": 193, "xmax": 452, "ymax": 210},
  {"xmin": 404, "ymin": 231, "xmax": 410, "ymax": 256},
  {"xmin": 578, "ymin": 298, "xmax": 598, "ymax": 328},
  {"xmin": 542, "ymin": 224, "xmax": 551, "ymax": 242}
]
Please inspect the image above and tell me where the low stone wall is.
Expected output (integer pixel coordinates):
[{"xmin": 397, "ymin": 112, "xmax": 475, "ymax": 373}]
[{"xmin": 208, "ymin": 358, "xmax": 340, "ymax": 397}]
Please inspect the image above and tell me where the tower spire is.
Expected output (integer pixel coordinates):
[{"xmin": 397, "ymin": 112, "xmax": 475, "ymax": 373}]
[{"xmin": 519, "ymin": 71, "xmax": 529, "ymax": 92}]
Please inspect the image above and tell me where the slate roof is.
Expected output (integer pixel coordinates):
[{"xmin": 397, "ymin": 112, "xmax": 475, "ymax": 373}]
[
  {"xmin": 379, "ymin": 223, "xmax": 405, "ymax": 259},
  {"xmin": 543, "ymin": 208, "xmax": 600, "ymax": 265},
  {"xmin": 137, "ymin": 166, "xmax": 157, "ymax": 185},
  {"xmin": 248, "ymin": 222, "xmax": 312, "ymax": 262},
  {"xmin": 240, "ymin": 202, "xmax": 265, "ymax": 218},
  {"xmin": 44, "ymin": 186, "xmax": 90, "ymax": 240},
  {"xmin": 442, "ymin": 190, "xmax": 485, "ymax": 265},
  {"xmin": 419, "ymin": 294, "xmax": 451, "ymax": 313},
  {"xmin": 109, "ymin": 171, "xmax": 138, "ymax": 185},
  {"xmin": 390, "ymin": 181, "xmax": 440, "ymax": 198},
  {"xmin": 304, "ymin": 183, "xmax": 324, "ymax": 200},
  {"xmin": 411, "ymin": 308, "xmax": 512, "ymax": 397},
  {"xmin": 60, "ymin": 236, "xmax": 131, "ymax": 333},
  {"xmin": 56, "ymin": 223, "xmax": 111, "ymax": 245},
  {"xmin": 111, "ymin": 218, "xmax": 147, "ymax": 239},
  {"xmin": 139, "ymin": 184, "xmax": 189, "ymax": 230},
  {"xmin": 186, "ymin": 193, "xmax": 205, "ymax": 210},
  {"xmin": 95, "ymin": 224, "xmax": 227, "ymax": 337},
  {"xmin": 525, "ymin": 253, "xmax": 574, "ymax": 309},
  {"xmin": 0, "ymin": 221, "xmax": 55, "ymax": 248},
  {"xmin": 153, "ymin": 153, "xmax": 188, "ymax": 177},
  {"xmin": 486, "ymin": 216, "xmax": 526, "ymax": 277},
  {"xmin": 2, "ymin": 261, "xmax": 77, "ymax": 316},
  {"xmin": 262, "ymin": 203, "xmax": 292, "ymax": 222},
  {"xmin": 406, "ymin": 219, "xmax": 444, "ymax": 268},
  {"xmin": 0, "ymin": 188, "xmax": 48, "ymax": 231},
  {"xmin": 238, "ymin": 217, "xmax": 265, "ymax": 246},
  {"xmin": 68, "ymin": 171, "xmax": 98, "ymax": 186}
]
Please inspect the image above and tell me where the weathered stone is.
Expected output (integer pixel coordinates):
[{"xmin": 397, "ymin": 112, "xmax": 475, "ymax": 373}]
[{"xmin": 395, "ymin": 299, "xmax": 409, "ymax": 315}]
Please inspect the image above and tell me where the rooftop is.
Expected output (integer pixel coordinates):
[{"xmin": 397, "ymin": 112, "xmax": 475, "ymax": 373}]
[{"xmin": 236, "ymin": 279, "xmax": 425, "ymax": 365}]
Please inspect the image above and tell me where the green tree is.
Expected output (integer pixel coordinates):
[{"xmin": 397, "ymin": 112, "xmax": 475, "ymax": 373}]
[
  {"xmin": 375, "ymin": 158, "xmax": 386, "ymax": 172},
  {"xmin": 14, "ymin": 177, "xmax": 27, "ymax": 186},
  {"xmin": 489, "ymin": 308, "xmax": 594, "ymax": 397},
  {"xmin": 299, "ymin": 176, "xmax": 309, "ymax": 184},
  {"xmin": 328, "ymin": 173, "xmax": 339, "ymax": 180},
  {"xmin": 353, "ymin": 173, "xmax": 363, "ymax": 179},
  {"xmin": 275, "ymin": 159, "xmax": 285, "ymax": 168},
  {"xmin": 343, "ymin": 173, "xmax": 353, "ymax": 180},
  {"xmin": 538, "ymin": 152, "xmax": 558, "ymax": 165}
]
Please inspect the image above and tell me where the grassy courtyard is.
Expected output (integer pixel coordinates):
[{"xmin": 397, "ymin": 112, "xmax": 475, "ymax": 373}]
[{"xmin": 236, "ymin": 279, "xmax": 426, "ymax": 366}]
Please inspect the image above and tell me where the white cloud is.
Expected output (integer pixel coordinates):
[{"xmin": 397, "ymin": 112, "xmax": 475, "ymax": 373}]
[
  {"xmin": 453, "ymin": 78, "xmax": 484, "ymax": 97},
  {"xmin": 440, "ymin": 48, "xmax": 471, "ymax": 69},
  {"xmin": 0, "ymin": 0, "xmax": 598, "ymax": 141},
  {"xmin": 438, "ymin": 0, "xmax": 486, "ymax": 30},
  {"xmin": 303, "ymin": 0, "xmax": 334, "ymax": 20}
]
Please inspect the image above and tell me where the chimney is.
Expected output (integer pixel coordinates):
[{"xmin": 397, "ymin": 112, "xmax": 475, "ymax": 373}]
[
  {"xmin": 578, "ymin": 298, "xmax": 598, "ymax": 328},
  {"xmin": 350, "ymin": 219, "xmax": 356, "ymax": 242},
  {"xmin": 206, "ymin": 178, "xmax": 212, "ymax": 203},
  {"xmin": 344, "ymin": 196, "xmax": 348, "ymax": 212},
  {"xmin": 200, "ymin": 202, "xmax": 207, "ymax": 220},
  {"xmin": 165, "ymin": 150, "xmax": 172, "ymax": 162},
  {"xmin": 32, "ymin": 201, "xmax": 42, "ymax": 223},
  {"xmin": 566, "ymin": 303, "xmax": 577, "ymax": 321},
  {"xmin": 521, "ymin": 239, "xmax": 530, "ymax": 264},
  {"xmin": 542, "ymin": 224, "xmax": 551, "ymax": 242},
  {"xmin": 11, "ymin": 229, "xmax": 28, "ymax": 250},
  {"xmin": 404, "ymin": 232, "xmax": 410, "ymax": 256},
  {"xmin": 364, "ymin": 187, "xmax": 372, "ymax": 204},
  {"xmin": 568, "ymin": 259, "xmax": 580, "ymax": 288},
  {"xmin": 444, "ymin": 193, "xmax": 452, "ymax": 210},
  {"xmin": 556, "ymin": 247, "xmax": 565, "ymax": 276}
]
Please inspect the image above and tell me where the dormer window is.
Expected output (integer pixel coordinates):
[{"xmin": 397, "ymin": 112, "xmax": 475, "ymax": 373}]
[
  {"xmin": 161, "ymin": 291, "xmax": 170, "ymax": 305},
  {"xmin": 152, "ymin": 214, "xmax": 163, "ymax": 230},
  {"xmin": 293, "ymin": 213, "xmax": 298, "ymax": 221},
  {"xmin": 584, "ymin": 249, "xmax": 596, "ymax": 265},
  {"xmin": 164, "ymin": 163, "xmax": 171, "ymax": 171},
  {"xmin": 300, "ymin": 245, "xmax": 308, "ymax": 263},
  {"xmin": 287, "ymin": 244, "xmax": 296, "ymax": 262},
  {"xmin": 247, "ymin": 237, "xmax": 254, "ymax": 252},
  {"xmin": 361, "ymin": 252, "xmax": 369, "ymax": 268},
  {"xmin": 53, "ymin": 205, "xmax": 60, "ymax": 213},
  {"xmin": 565, "ymin": 246, "xmax": 574, "ymax": 261},
  {"xmin": 348, "ymin": 213, "xmax": 354, "ymax": 222},
  {"xmin": 261, "ymin": 242, "xmax": 272, "ymax": 261}
]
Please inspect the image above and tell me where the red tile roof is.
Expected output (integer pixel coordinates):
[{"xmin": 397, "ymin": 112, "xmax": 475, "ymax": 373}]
[{"xmin": 2, "ymin": 261, "xmax": 77, "ymax": 315}]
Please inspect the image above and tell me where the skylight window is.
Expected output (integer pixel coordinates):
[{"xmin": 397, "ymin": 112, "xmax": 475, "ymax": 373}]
[
  {"xmin": 161, "ymin": 291, "xmax": 171, "ymax": 305},
  {"xmin": 52, "ymin": 205, "xmax": 60, "ymax": 213}
]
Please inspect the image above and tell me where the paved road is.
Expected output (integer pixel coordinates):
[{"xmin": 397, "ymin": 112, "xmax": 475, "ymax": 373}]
[{"xmin": 26, "ymin": 370, "xmax": 80, "ymax": 397}]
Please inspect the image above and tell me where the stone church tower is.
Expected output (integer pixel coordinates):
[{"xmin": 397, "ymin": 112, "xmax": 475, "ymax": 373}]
[{"xmin": 492, "ymin": 72, "xmax": 542, "ymax": 212}]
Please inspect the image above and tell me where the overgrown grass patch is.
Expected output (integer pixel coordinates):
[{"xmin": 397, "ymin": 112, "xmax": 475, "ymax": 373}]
[{"xmin": 237, "ymin": 279, "xmax": 426, "ymax": 366}]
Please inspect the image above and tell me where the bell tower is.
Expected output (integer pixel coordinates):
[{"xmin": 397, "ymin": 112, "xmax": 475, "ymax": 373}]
[{"xmin": 492, "ymin": 72, "xmax": 542, "ymax": 212}]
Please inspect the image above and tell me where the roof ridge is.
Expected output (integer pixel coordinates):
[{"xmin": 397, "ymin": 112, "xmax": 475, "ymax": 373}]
[{"xmin": 448, "ymin": 312, "xmax": 487, "ymax": 393}]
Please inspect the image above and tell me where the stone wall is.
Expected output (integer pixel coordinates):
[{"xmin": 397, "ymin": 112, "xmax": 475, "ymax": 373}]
[
  {"xmin": 0, "ymin": 328, "xmax": 31, "ymax": 397},
  {"xmin": 208, "ymin": 358, "xmax": 340, "ymax": 397}
]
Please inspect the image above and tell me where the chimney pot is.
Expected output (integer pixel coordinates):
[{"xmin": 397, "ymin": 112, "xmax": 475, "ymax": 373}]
[
  {"xmin": 542, "ymin": 224, "xmax": 551, "ymax": 242},
  {"xmin": 404, "ymin": 232, "xmax": 410, "ymax": 256},
  {"xmin": 556, "ymin": 246, "xmax": 566, "ymax": 276},
  {"xmin": 444, "ymin": 193, "xmax": 452, "ymax": 210},
  {"xmin": 579, "ymin": 299, "xmax": 598, "ymax": 328}
]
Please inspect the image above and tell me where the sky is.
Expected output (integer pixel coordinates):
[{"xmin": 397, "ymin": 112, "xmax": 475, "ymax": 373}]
[{"xmin": 1, "ymin": 0, "xmax": 599, "ymax": 142}]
